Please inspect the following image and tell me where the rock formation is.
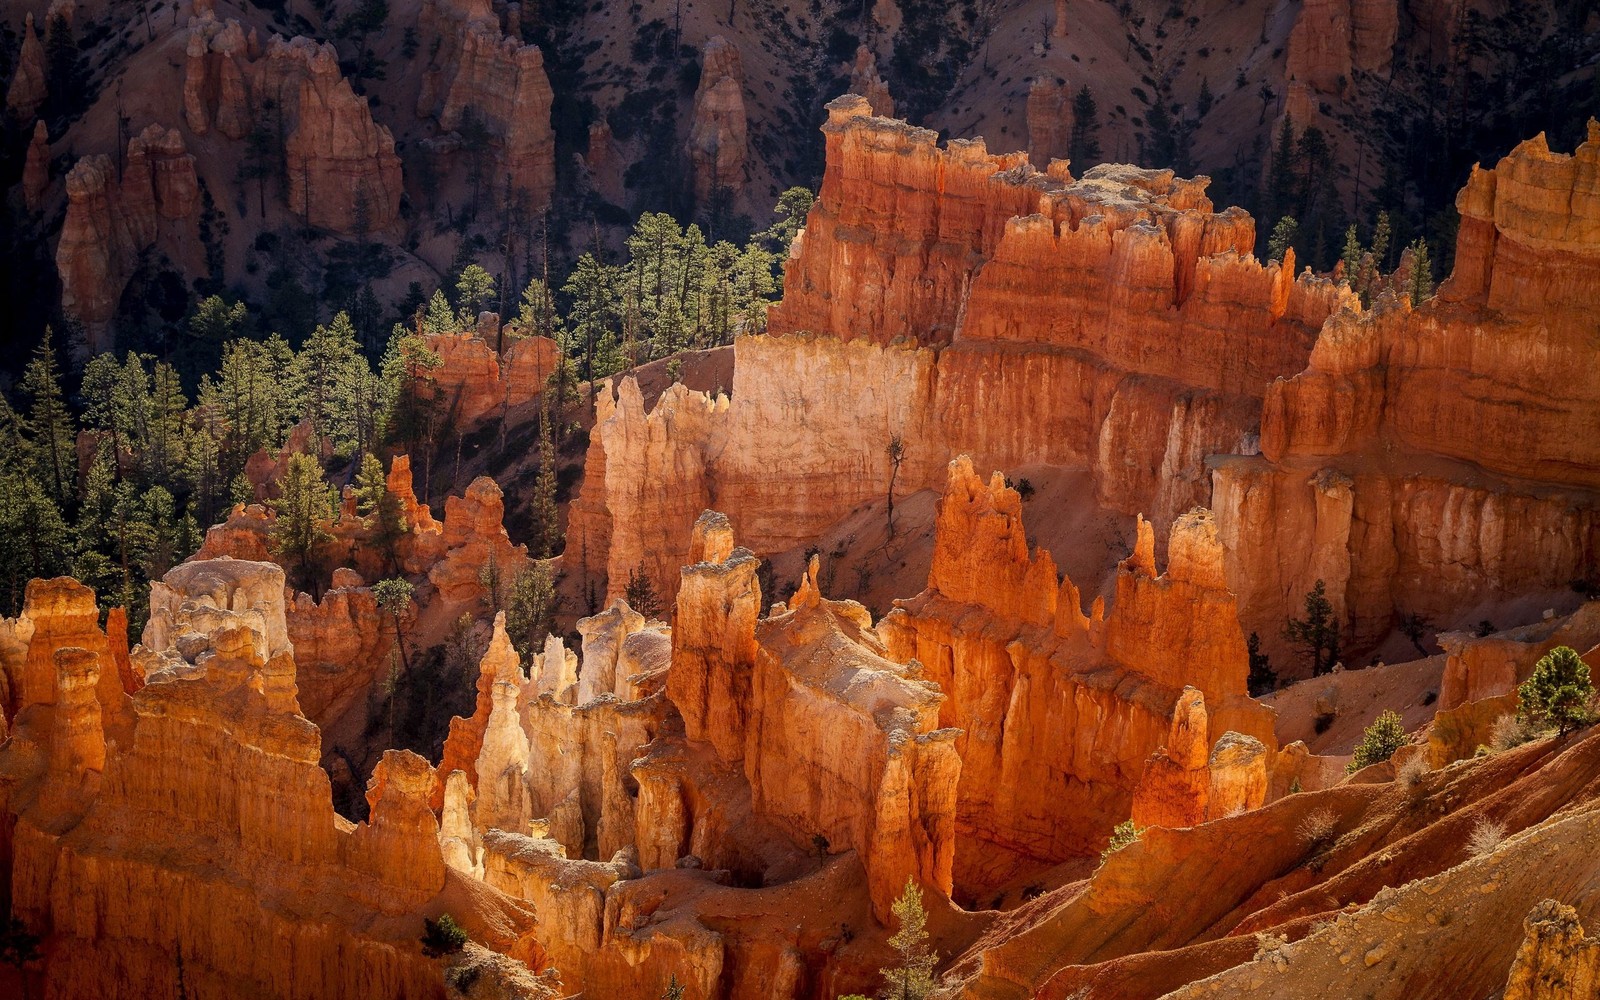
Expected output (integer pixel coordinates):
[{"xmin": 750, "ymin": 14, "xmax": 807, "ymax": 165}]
[
  {"xmin": 1130, "ymin": 687, "xmax": 1211, "ymax": 829},
  {"xmin": 1, "ymin": 561, "xmax": 541, "ymax": 999},
  {"xmin": 1215, "ymin": 123, "xmax": 1600, "ymax": 668},
  {"xmin": 424, "ymin": 330, "xmax": 561, "ymax": 425},
  {"xmin": 1026, "ymin": 76, "xmax": 1070, "ymax": 165},
  {"xmin": 1284, "ymin": 0, "xmax": 1397, "ymax": 126},
  {"xmin": 1503, "ymin": 899, "xmax": 1600, "ymax": 1000},
  {"xmin": 848, "ymin": 45, "xmax": 894, "ymax": 118},
  {"xmin": 878, "ymin": 459, "xmax": 1274, "ymax": 893},
  {"xmin": 182, "ymin": 14, "xmax": 402, "ymax": 233},
  {"xmin": 22, "ymin": 120, "xmax": 49, "ymax": 210},
  {"xmin": 5, "ymin": 13, "xmax": 47, "ymax": 120},
  {"xmin": 56, "ymin": 125, "xmax": 201, "ymax": 350},
  {"xmin": 417, "ymin": 0, "xmax": 556, "ymax": 210},
  {"xmin": 575, "ymin": 98, "xmax": 1343, "ymax": 607},
  {"xmin": 685, "ymin": 36, "xmax": 748, "ymax": 204}
]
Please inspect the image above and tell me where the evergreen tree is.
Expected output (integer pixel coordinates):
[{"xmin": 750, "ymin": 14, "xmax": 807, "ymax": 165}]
[
  {"xmin": 625, "ymin": 566, "xmax": 662, "ymax": 620},
  {"xmin": 299, "ymin": 312, "xmax": 369, "ymax": 456},
  {"xmin": 1267, "ymin": 216, "xmax": 1300, "ymax": 265},
  {"xmin": 423, "ymin": 289, "xmax": 457, "ymax": 334},
  {"xmin": 1347, "ymin": 709, "xmax": 1407, "ymax": 773},
  {"xmin": 505, "ymin": 561, "xmax": 556, "ymax": 661},
  {"xmin": 1518, "ymin": 646, "xmax": 1594, "ymax": 736},
  {"xmin": 532, "ymin": 403, "xmax": 560, "ymax": 558},
  {"xmin": 1266, "ymin": 116, "xmax": 1298, "ymax": 225},
  {"xmin": 1407, "ymin": 238, "xmax": 1434, "ymax": 305},
  {"xmin": 270, "ymin": 452, "xmax": 335, "ymax": 594},
  {"xmin": 21, "ymin": 328, "xmax": 77, "ymax": 510},
  {"xmin": 185, "ymin": 296, "xmax": 248, "ymax": 386},
  {"xmin": 1196, "ymin": 78, "xmax": 1214, "ymax": 117},
  {"xmin": 1284, "ymin": 579, "xmax": 1342, "ymax": 677},
  {"xmin": 1246, "ymin": 631, "xmax": 1276, "ymax": 696},
  {"xmin": 758, "ymin": 186, "xmax": 815, "ymax": 253},
  {"xmin": 354, "ymin": 452, "xmax": 408, "ymax": 572},
  {"xmin": 1370, "ymin": 211, "xmax": 1392, "ymax": 271},
  {"xmin": 563, "ymin": 253, "xmax": 621, "ymax": 380},
  {"xmin": 1339, "ymin": 225, "xmax": 1363, "ymax": 287},
  {"xmin": 1068, "ymin": 85, "xmax": 1102, "ymax": 166},
  {"xmin": 455, "ymin": 264, "xmax": 497, "ymax": 325},
  {"xmin": 878, "ymin": 879, "xmax": 938, "ymax": 1000},
  {"xmin": 374, "ymin": 576, "xmax": 415, "ymax": 673}
]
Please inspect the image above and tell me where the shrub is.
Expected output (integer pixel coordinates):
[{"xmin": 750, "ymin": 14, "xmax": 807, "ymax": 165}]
[
  {"xmin": 1489, "ymin": 713, "xmax": 1540, "ymax": 753},
  {"xmin": 1347, "ymin": 709, "xmax": 1407, "ymax": 773},
  {"xmin": 1466, "ymin": 817, "xmax": 1507, "ymax": 857},
  {"xmin": 1296, "ymin": 807, "xmax": 1338, "ymax": 847},
  {"xmin": 1099, "ymin": 819, "xmax": 1144, "ymax": 864},
  {"xmin": 421, "ymin": 914, "xmax": 469, "ymax": 957},
  {"xmin": 1396, "ymin": 753, "xmax": 1428, "ymax": 787},
  {"xmin": 1518, "ymin": 646, "xmax": 1595, "ymax": 736}
]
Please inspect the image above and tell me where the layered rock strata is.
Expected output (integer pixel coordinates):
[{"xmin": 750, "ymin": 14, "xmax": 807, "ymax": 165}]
[
  {"xmin": 878, "ymin": 459, "xmax": 1274, "ymax": 893},
  {"xmin": 1214, "ymin": 123, "xmax": 1600, "ymax": 668},
  {"xmin": 573, "ymin": 98, "xmax": 1344, "ymax": 606},
  {"xmin": 56, "ymin": 125, "xmax": 200, "ymax": 351},
  {"xmin": 416, "ymin": 0, "xmax": 555, "ymax": 209},
  {"xmin": 685, "ymin": 36, "xmax": 748, "ymax": 203}
]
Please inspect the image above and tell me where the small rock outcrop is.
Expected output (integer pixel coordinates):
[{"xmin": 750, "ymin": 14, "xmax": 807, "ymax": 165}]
[
  {"xmin": 1026, "ymin": 76, "xmax": 1070, "ymax": 165},
  {"xmin": 22, "ymin": 120, "xmax": 49, "ymax": 209},
  {"xmin": 417, "ymin": 0, "xmax": 555, "ymax": 210},
  {"xmin": 5, "ymin": 13, "xmax": 47, "ymax": 120},
  {"xmin": 56, "ymin": 125, "xmax": 200, "ymax": 350},
  {"xmin": 1503, "ymin": 899, "xmax": 1600, "ymax": 1000},
  {"xmin": 685, "ymin": 36, "xmax": 748, "ymax": 204}
]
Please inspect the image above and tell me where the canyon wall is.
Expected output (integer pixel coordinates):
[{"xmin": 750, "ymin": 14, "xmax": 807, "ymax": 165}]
[
  {"xmin": 878, "ymin": 458, "xmax": 1275, "ymax": 895},
  {"xmin": 574, "ymin": 97, "xmax": 1342, "ymax": 607},
  {"xmin": 0, "ymin": 559, "xmax": 541, "ymax": 999},
  {"xmin": 1214, "ymin": 123, "xmax": 1600, "ymax": 667},
  {"xmin": 417, "ymin": 0, "xmax": 555, "ymax": 211},
  {"xmin": 424, "ymin": 330, "xmax": 561, "ymax": 426},
  {"xmin": 56, "ymin": 125, "xmax": 200, "ymax": 351}
]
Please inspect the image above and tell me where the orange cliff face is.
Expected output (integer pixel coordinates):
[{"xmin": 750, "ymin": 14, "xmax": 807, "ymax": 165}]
[
  {"xmin": 877, "ymin": 458, "xmax": 1275, "ymax": 896},
  {"xmin": 1214, "ymin": 123, "xmax": 1600, "ymax": 670},
  {"xmin": 572, "ymin": 97, "xmax": 1343, "ymax": 610},
  {"xmin": 0, "ymin": 559, "xmax": 549, "ymax": 999}
]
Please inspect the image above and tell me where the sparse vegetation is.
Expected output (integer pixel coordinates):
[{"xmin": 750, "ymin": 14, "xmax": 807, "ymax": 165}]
[
  {"xmin": 1518, "ymin": 646, "xmax": 1595, "ymax": 736},
  {"xmin": 625, "ymin": 565, "xmax": 663, "ymax": 619},
  {"xmin": 421, "ymin": 913, "xmax": 469, "ymax": 957},
  {"xmin": 1285, "ymin": 580, "xmax": 1343, "ymax": 677},
  {"xmin": 1347, "ymin": 709, "xmax": 1407, "ymax": 773},
  {"xmin": 1100, "ymin": 819, "xmax": 1144, "ymax": 864},
  {"xmin": 1466, "ymin": 817, "xmax": 1507, "ymax": 858},
  {"xmin": 1296, "ymin": 807, "xmax": 1338, "ymax": 847}
]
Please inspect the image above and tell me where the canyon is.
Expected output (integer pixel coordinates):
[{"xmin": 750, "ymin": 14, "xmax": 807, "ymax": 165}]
[{"xmin": 4, "ymin": 20, "xmax": 1600, "ymax": 999}]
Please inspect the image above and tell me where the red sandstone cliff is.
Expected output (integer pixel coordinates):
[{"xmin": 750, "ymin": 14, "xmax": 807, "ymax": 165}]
[{"xmin": 1215, "ymin": 122, "xmax": 1600, "ymax": 670}]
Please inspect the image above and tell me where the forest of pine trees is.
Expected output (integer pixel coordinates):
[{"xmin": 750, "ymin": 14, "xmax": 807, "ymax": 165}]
[{"xmin": 0, "ymin": 191, "xmax": 811, "ymax": 629}]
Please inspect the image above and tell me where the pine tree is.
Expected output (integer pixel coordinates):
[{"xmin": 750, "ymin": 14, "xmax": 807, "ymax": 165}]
[
  {"xmin": 1518, "ymin": 646, "xmax": 1595, "ymax": 736},
  {"xmin": 22, "ymin": 328, "xmax": 77, "ymax": 510},
  {"xmin": 878, "ymin": 879, "xmax": 938, "ymax": 1000},
  {"xmin": 625, "ymin": 566, "xmax": 662, "ymax": 620},
  {"xmin": 1347, "ymin": 709, "xmax": 1407, "ymax": 773},
  {"xmin": 299, "ymin": 312, "xmax": 368, "ymax": 456},
  {"xmin": 533, "ymin": 403, "xmax": 560, "ymax": 558},
  {"xmin": 455, "ymin": 264, "xmax": 497, "ymax": 325},
  {"xmin": 1196, "ymin": 77, "xmax": 1214, "ymax": 117},
  {"xmin": 1246, "ymin": 631, "xmax": 1276, "ymax": 696},
  {"xmin": 1339, "ymin": 225, "xmax": 1363, "ymax": 287},
  {"xmin": 1407, "ymin": 238, "xmax": 1433, "ymax": 305},
  {"xmin": 506, "ymin": 561, "xmax": 556, "ymax": 662},
  {"xmin": 354, "ymin": 452, "xmax": 408, "ymax": 572},
  {"xmin": 1068, "ymin": 85, "xmax": 1102, "ymax": 166},
  {"xmin": 1284, "ymin": 579, "xmax": 1341, "ymax": 676},
  {"xmin": 270, "ymin": 452, "xmax": 336, "ymax": 594},
  {"xmin": 1266, "ymin": 116, "xmax": 1298, "ymax": 225},
  {"xmin": 374, "ymin": 576, "xmax": 415, "ymax": 673},
  {"xmin": 1370, "ymin": 211, "xmax": 1392, "ymax": 271},
  {"xmin": 1267, "ymin": 216, "xmax": 1300, "ymax": 265},
  {"xmin": 423, "ymin": 289, "xmax": 457, "ymax": 334}
]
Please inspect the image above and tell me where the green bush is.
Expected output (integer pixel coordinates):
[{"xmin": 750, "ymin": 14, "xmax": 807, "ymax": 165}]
[
  {"xmin": 421, "ymin": 913, "xmax": 469, "ymax": 957},
  {"xmin": 1099, "ymin": 819, "xmax": 1144, "ymax": 865},
  {"xmin": 1347, "ymin": 709, "xmax": 1407, "ymax": 774},
  {"xmin": 1519, "ymin": 646, "xmax": 1595, "ymax": 736}
]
